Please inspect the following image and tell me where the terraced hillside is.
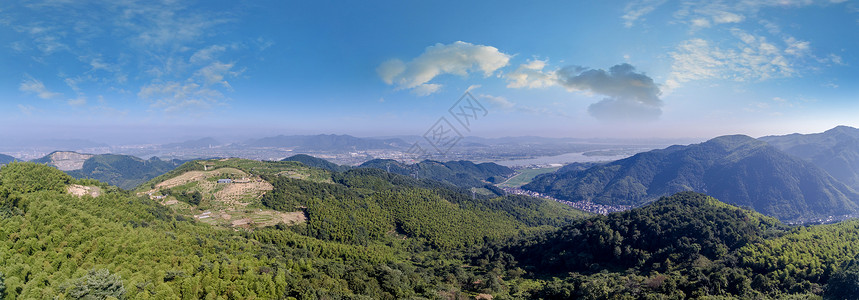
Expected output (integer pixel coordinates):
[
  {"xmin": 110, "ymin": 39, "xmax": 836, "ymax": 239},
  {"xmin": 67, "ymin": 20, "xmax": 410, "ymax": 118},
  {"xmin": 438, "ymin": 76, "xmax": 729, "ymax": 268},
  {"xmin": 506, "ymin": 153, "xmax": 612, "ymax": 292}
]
[{"xmin": 135, "ymin": 158, "xmax": 328, "ymax": 229}]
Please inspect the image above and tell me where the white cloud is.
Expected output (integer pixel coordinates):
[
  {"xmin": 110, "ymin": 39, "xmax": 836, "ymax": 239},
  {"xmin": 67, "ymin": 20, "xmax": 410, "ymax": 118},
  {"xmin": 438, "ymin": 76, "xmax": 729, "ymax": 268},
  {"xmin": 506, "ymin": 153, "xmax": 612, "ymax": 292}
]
[
  {"xmin": 506, "ymin": 60, "xmax": 664, "ymax": 122},
  {"xmin": 411, "ymin": 83, "xmax": 442, "ymax": 96},
  {"xmin": 19, "ymin": 75, "xmax": 61, "ymax": 99},
  {"xmin": 190, "ymin": 45, "xmax": 227, "ymax": 64},
  {"xmin": 556, "ymin": 64, "xmax": 663, "ymax": 121},
  {"xmin": 67, "ymin": 96, "xmax": 87, "ymax": 106},
  {"xmin": 377, "ymin": 41, "xmax": 511, "ymax": 96},
  {"xmin": 506, "ymin": 59, "xmax": 558, "ymax": 89},
  {"xmin": 195, "ymin": 61, "xmax": 238, "ymax": 88},
  {"xmin": 784, "ymin": 37, "xmax": 811, "ymax": 56},
  {"xmin": 3, "ymin": 1, "xmax": 244, "ymax": 115},
  {"xmin": 18, "ymin": 104, "xmax": 36, "ymax": 115},
  {"xmin": 377, "ymin": 59, "xmax": 406, "ymax": 85},
  {"xmin": 712, "ymin": 11, "xmax": 744, "ymax": 24},
  {"xmin": 691, "ymin": 18, "xmax": 712, "ymax": 28},
  {"xmin": 668, "ymin": 30, "xmax": 798, "ymax": 90},
  {"xmin": 138, "ymin": 81, "xmax": 224, "ymax": 113},
  {"xmin": 479, "ymin": 94, "xmax": 515, "ymax": 109},
  {"xmin": 826, "ymin": 53, "xmax": 844, "ymax": 65},
  {"xmin": 622, "ymin": 0, "xmax": 668, "ymax": 27}
]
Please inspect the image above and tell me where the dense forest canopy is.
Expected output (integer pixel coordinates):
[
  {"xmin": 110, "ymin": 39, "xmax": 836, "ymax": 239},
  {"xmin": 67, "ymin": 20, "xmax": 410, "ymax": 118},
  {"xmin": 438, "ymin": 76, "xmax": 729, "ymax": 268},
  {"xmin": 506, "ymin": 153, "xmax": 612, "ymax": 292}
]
[{"xmin": 2, "ymin": 160, "xmax": 859, "ymax": 299}]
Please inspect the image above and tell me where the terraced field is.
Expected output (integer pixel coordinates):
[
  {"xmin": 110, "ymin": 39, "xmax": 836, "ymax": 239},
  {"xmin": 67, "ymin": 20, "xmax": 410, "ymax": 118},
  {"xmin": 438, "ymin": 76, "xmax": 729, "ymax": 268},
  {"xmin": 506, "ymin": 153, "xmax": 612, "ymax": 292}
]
[{"xmin": 137, "ymin": 159, "xmax": 320, "ymax": 229}]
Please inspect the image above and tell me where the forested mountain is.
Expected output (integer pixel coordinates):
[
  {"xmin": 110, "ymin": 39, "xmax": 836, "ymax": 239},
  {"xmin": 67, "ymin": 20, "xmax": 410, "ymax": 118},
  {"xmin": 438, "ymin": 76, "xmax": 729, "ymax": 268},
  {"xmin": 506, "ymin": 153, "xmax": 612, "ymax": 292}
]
[
  {"xmin": 4, "ymin": 162, "xmax": 859, "ymax": 298},
  {"xmin": 524, "ymin": 135, "xmax": 859, "ymax": 221},
  {"xmin": 492, "ymin": 192, "xmax": 859, "ymax": 298},
  {"xmin": 359, "ymin": 159, "xmax": 513, "ymax": 189},
  {"xmin": 243, "ymin": 134, "xmax": 407, "ymax": 151},
  {"xmin": 0, "ymin": 154, "xmax": 15, "ymax": 165},
  {"xmin": 281, "ymin": 154, "xmax": 348, "ymax": 172},
  {"xmin": 761, "ymin": 125, "xmax": 859, "ymax": 190},
  {"xmin": 66, "ymin": 154, "xmax": 184, "ymax": 190},
  {"xmin": 507, "ymin": 192, "xmax": 786, "ymax": 274},
  {"xmin": 0, "ymin": 160, "xmax": 593, "ymax": 299}
]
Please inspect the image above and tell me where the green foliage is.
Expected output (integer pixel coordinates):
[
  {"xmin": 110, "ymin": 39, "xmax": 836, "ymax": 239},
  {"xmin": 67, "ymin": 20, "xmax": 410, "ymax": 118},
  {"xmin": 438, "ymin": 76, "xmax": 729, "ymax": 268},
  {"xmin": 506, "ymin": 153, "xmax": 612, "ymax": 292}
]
[
  {"xmin": 510, "ymin": 192, "xmax": 786, "ymax": 274},
  {"xmin": 162, "ymin": 188, "xmax": 202, "ymax": 206},
  {"xmin": 0, "ymin": 162, "xmax": 72, "ymax": 195},
  {"xmin": 62, "ymin": 269, "xmax": 126, "ymax": 300},
  {"xmin": 9, "ymin": 158, "xmax": 859, "ymax": 299},
  {"xmin": 358, "ymin": 159, "xmax": 513, "ymax": 190},
  {"xmin": 0, "ymin": 272, "xmax": 5, "ymax": 299},
  {"xmin": 281, "ymin": 154, "xmax": 349, "ymax": 172},
  {"xmin": 262, "ymin": 166, "xmax": 588, "ymax": 249},
  {"xmin": 66, "ymin": 155, "xmax": 183, "ymax": 190},
  {"xmin": 262, "ymin": 176, "xmax": 358, "ymax": 211},
  {"xmin": 825, "ymin": 254, "xmax": 859, "ymax": 299}
]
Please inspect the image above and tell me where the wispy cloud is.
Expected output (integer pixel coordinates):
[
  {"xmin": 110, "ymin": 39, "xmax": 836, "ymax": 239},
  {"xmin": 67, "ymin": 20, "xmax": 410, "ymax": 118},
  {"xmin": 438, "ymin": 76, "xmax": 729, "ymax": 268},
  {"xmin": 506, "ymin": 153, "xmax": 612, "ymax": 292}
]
[
  {"xmin": 138, "ymin": 81, "xmax": 225, "ymax": 113},
  {"xmin": 3, "ymin": 1, "xmax": 248, "ymax": 115},
  {"xmin": 67, "ymin": 96, "xmax": 87, "ymax": 106},
  {"xmin": 18, "ymin": 104, "xmax": 36, "ymax": 116},
  {"xmin": 622, "ymin": 0, "xmax": 668, "ymax": 27},
  {"xmin": 478, "ymin": 94, "xmax": 515, "ymax": 109},
  {"xmin": 377, "ymin": 41, "xmax": 511, "ymax": 96},
  {"xmin": 654, "ymin": 0, "xmax": 842, "ymax": 29},
  {"xmin": 667, "ymin": 29, "xmax": 799, "ymax": 90},
  {"xmin": 19, "ymin": 75, "xmax": 61, "ymax": 99}
]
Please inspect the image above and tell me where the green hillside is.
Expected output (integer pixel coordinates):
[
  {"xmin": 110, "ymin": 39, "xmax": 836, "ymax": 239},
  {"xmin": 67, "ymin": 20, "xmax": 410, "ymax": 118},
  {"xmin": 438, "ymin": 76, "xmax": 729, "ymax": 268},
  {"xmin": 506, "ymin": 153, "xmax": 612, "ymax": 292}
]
[
  {"xmin": 6, "ymin": 161, "xmax": 859, "ymax": 299},
  {"xmin": 67, "ymin": 155, "xmax": 184, "ymax": 190},
  {"xmin": 280, "ymin": 154, "xmax": 348, "ymax": 172},
  {"xmin": 0, "ymin": 161, "xmax": 590, "ymax": 299},
  {"xmin": 358, "ymin": 159, "xmax": 514, "ymax": 190},
  {"xmin": 496, "ymin": 192, "xmax": 859, "ymax": 299},
  {"xmin": 524, "ymin": 135, "xmax": 859, "ymax": 221},
  {"xmin": 508, "ymin": 192, "xmax": 786, "ymax": 273}
]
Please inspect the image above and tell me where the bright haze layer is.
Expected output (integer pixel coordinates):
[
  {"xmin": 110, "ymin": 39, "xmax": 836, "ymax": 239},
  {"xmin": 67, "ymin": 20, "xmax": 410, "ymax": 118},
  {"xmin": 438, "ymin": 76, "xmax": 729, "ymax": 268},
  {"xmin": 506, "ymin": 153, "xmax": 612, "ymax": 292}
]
[{"xmin": 0, "ymin": 0, "xmax": 857, "ymax": 143}]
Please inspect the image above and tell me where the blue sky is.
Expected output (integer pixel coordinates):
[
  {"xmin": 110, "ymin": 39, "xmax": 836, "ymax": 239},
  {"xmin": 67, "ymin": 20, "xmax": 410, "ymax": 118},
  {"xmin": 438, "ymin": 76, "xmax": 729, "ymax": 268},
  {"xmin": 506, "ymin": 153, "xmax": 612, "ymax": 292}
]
[{"xmin": 1, "ymin": 0, "xmax": 857, "ymax": 142}]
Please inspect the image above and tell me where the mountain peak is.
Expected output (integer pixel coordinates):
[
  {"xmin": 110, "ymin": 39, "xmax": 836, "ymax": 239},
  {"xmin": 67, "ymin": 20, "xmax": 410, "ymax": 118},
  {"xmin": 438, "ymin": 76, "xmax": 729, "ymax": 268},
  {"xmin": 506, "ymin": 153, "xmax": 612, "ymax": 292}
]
[
  {"xmin": 824, "ymin": 125, "xmax": 859, "ymax": 136},
  {"xmin": 703, "ymin": 134, "xmax": 763, "ymax": 152}
]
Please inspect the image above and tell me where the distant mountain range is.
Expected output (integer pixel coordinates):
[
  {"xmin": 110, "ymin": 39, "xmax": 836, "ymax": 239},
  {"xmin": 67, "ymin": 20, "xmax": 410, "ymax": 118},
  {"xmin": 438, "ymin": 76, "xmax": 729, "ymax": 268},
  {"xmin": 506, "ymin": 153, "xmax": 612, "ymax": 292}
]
[
  {"xmin": 524, "ymin": 134, "xmax": 859, "ymax": 221},
  {"xmin": 760, "ymin": 125, "xmax": 859, "ymax": 191},
  {"xmin": 243, "ymin": 134, "xmax": 408, "ymax": 151},
  {"xmin": 32, "ymin": 151, "xmax": 184, "ymax": 189}
]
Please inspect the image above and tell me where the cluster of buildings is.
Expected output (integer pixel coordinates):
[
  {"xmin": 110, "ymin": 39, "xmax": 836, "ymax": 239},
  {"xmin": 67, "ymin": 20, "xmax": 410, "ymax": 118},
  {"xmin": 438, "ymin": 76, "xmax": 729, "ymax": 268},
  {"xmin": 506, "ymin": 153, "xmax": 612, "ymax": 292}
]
[{"xmin": 500, "ymin": 187, "xmax": 630, "ymax": 215}]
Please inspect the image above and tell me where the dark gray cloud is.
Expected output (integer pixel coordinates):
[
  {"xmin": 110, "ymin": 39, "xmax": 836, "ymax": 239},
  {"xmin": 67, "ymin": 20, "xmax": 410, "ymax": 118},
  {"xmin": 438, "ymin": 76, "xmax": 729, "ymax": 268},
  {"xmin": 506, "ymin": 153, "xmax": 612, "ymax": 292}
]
[{"xmin": 557, "ymin": 63, "xmax": 662, "ymax": 121}]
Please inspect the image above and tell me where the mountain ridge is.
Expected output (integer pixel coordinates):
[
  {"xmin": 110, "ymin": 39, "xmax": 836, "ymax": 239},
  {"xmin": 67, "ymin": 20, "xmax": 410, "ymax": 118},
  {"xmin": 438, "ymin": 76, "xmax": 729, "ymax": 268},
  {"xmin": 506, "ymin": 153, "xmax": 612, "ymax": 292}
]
[{"xmin": 524, "ymin": 134, "xmax": 859, "ymax": 221}]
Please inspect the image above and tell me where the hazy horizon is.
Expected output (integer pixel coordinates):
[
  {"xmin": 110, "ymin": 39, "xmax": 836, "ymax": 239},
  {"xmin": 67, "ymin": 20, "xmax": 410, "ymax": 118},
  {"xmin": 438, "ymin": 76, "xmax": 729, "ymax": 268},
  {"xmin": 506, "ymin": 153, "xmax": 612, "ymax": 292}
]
[{"xmin": 2, "ymin": 1, "xmax": 857, "ymax": 144}]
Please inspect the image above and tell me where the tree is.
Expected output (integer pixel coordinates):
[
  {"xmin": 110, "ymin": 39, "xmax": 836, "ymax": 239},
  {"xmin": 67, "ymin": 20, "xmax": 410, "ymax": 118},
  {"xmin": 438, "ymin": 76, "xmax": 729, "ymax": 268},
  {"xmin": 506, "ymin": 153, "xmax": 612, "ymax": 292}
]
[
  {"xmin": 825, "ymin": 255, "xmax": 859, "ymax": 300},
  {"xmin": 0, "ymin": 272, "xmax": 5, "ymax": 299},
  {"xmin": 63, "ymin": 269, "xmax": 127, "ymax": 300}
]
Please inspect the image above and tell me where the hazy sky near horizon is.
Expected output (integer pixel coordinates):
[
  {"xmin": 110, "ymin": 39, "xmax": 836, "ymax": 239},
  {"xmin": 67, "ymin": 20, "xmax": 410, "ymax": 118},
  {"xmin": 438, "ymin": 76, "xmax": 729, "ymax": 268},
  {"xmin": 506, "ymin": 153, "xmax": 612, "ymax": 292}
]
[{"xmin": 1, "ymin": 0, "xmax": 857, "ymax": 142}]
